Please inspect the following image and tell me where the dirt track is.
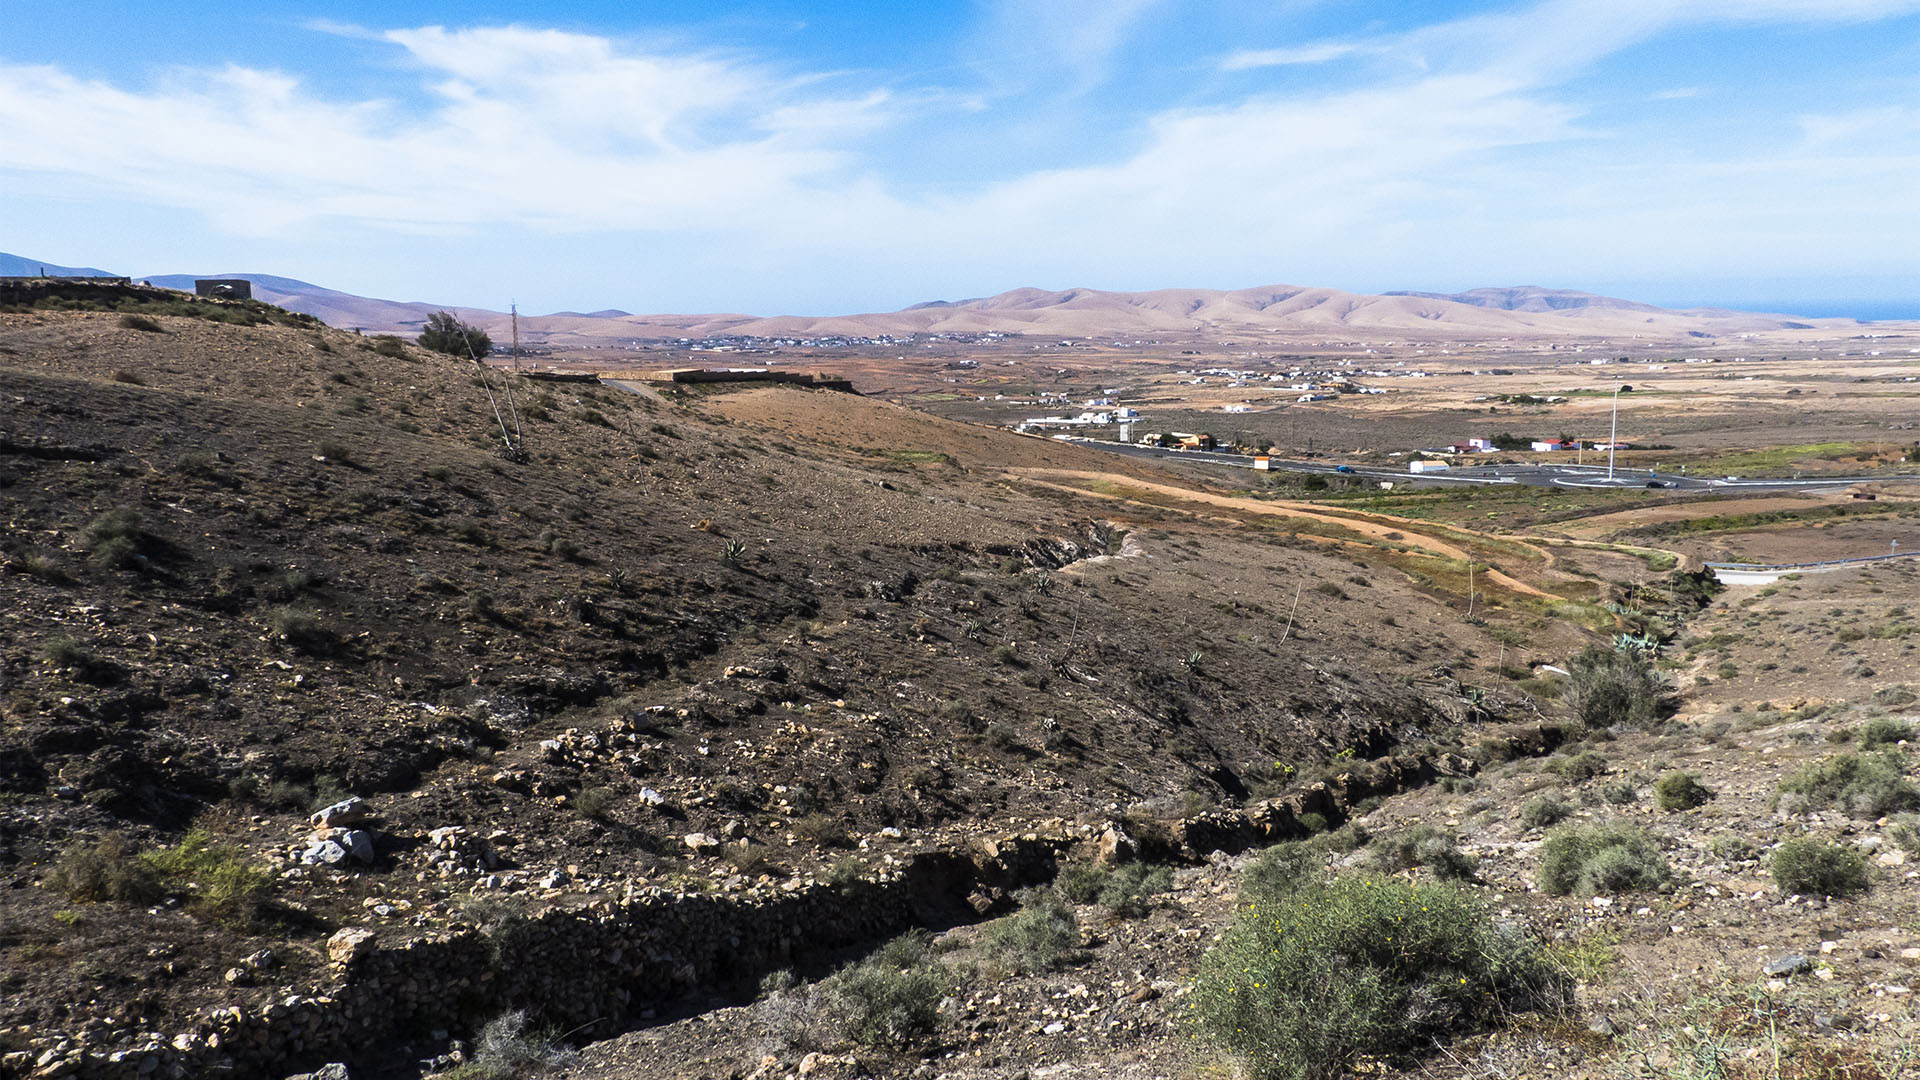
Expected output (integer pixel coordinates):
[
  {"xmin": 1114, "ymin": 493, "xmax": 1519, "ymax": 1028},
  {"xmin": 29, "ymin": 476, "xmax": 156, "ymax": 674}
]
[{"xmin": 1008, "ymin": 468, "xmax": 1557, "ymax": 599}]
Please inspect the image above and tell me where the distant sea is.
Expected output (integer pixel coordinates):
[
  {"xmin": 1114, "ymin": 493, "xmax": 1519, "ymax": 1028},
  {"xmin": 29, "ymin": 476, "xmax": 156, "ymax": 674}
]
[{"xmin": 1659, "ymin": 299, "xmax": 1920, "ymax": 321}]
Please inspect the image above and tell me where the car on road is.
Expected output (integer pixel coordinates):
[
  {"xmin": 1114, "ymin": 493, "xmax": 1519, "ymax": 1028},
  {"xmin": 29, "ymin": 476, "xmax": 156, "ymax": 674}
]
[
  {"xmin": 1335, "ymin": 465, "xmax": 1354, "ymax": 473},
  {"xmin": 1646, "ymin": 480, "xmax": 1669, "ymax": 488}
]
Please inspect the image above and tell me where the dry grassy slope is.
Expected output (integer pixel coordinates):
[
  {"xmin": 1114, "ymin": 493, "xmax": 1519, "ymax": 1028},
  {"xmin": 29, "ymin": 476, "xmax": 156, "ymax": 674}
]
[{"xmin": 0, "ymin": 310, "xmax": 1571, "ymax": 1063}]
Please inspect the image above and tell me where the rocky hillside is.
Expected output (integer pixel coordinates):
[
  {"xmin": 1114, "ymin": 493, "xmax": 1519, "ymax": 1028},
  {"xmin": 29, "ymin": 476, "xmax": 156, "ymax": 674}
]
[{"xmin": 0, "ymin": 304, "xmax": 1577, "ymax": 1077}]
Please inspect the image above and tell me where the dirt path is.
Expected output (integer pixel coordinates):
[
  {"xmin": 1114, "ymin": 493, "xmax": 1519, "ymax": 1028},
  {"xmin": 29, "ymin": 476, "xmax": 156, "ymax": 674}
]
[{"xmin": 1009, "ymin": 468, "xmax": 1558, "ymax": 599}]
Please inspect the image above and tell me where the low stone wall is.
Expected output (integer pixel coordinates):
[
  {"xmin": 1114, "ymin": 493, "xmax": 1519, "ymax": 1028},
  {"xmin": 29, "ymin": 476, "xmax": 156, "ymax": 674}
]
[{"xmin": 27, "ymin": 721, "xmax": 1563, "ymax": 1079}]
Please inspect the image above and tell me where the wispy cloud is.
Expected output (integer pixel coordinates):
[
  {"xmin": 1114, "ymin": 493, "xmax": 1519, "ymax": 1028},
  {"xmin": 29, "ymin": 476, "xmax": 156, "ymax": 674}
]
[{"xmin": 1221, "ymin": 42, "xmax": 1360, "ymax": 71}]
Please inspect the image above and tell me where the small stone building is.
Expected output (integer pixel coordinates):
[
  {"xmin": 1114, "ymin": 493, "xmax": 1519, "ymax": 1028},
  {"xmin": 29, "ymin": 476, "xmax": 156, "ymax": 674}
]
[{"xmin": 195, "ymin": 279, "xmax": 252, "ymax": 300}]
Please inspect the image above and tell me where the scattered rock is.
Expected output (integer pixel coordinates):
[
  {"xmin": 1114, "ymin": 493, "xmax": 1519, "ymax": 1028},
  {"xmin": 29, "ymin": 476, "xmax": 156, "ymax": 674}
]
[
  {"xmin": 309, "ymin": 797, "xmax": 370, "ymax": 829},
  {"xmin": 684, "ymin": 833, "xmax": 721, "ymax": 854},
  {"xmin": 1095, "ymin": 826, "xmax": 1134, "ymax": 866},
  {"xmin": 327, "ymin": 928, "xmax": 377, "ymax": 966}
]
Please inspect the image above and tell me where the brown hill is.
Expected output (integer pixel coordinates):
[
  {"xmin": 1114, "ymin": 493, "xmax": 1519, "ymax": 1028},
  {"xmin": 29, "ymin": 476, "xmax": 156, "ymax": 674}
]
[{"xmin": 140, "ymin": 275, "xmax": 1861, "ymax": 345}]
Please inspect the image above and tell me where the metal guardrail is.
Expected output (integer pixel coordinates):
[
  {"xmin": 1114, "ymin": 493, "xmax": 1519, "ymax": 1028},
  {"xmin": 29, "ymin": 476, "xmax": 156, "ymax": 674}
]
[{"xmin": 1706, "ymin": 550, "xmax": 1918, "ymax": 572}]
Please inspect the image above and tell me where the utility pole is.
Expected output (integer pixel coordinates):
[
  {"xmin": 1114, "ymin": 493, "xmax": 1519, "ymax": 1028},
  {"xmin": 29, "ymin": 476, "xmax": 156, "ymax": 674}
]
[{"xmin": 510, "ymin": 303, "xmax": 521, "ymax": 371}]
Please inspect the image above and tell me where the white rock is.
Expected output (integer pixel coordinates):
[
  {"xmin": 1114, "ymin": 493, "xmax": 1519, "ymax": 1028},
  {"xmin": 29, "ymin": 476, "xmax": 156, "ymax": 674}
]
[{"xmin": 309, "ymin": 797, "xmax": 370, "ymax": 829}]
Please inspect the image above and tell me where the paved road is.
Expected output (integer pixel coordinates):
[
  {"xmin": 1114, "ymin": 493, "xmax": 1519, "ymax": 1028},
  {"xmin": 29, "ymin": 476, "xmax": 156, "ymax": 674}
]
[{"xmin": 1060, "ymin": 437, "xmax": 1920, "ymax": 494}]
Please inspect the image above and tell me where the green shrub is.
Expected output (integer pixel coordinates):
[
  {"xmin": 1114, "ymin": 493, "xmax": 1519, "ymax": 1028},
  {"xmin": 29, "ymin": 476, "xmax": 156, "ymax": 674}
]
[
  {"xmin": 1773, "ymin": 751, "xmax": 1920, "ymax": 818},
  {"xmin": 1770, "ymin": 837, "xmax": 1870, "ymax": 898},
  {"xmin": 979, "ymin": 888, "xmax": 1080, "ymax": 973},
  {"xmin": 1536, "ymin": 823, "xmax": 1668, "ymax": 896},
  {"xmin": 1084, "ymin": 861, "xmax": 1173, "ymax": 918},
  {"xmin": 369, "ymin": 335, "xmax": 408, "ymax": 358},
  {"xmin": 43, "ymin": 835, "xmax": 161, "ymax": 904},
  {"xmin": 1859, "ymin": 717, "xmax": 1914, "ymax": 748},
  {"xmin": 821, "ymin": 932, "xmax": 948, "ymax": 1048},
  {"xmin": 1056, "ymin": 860, "xmax": 1109, "ymax": 904},
  {"xmin": 417, "ymin": 311, "xmax": 491, "ymax": 359},
  {"xmin": 41, "ymin": 636, "xmax": 94, "ymax": 670},
  {"xmin": 118, "ymin": 313, "xmax": 164, "ymax": 332},
  {"xmin": 793, "ymin": 813, "xmax": 851, "ymax": 848},
  {"xmin": 80, "ymin": 509, "xmax": 149, "ymax": 570},
  {"xmin": 1562, "ymin": 644, "xmax": 1671, "ymax": 729},
  {"xmin": 1653, "ymin": 771, "xmax": 1713, "ymax": 812},
  {"xmin": 1601, "ymin": 780, "xmax": 1639, "ymax": 805},
  {"xmin": 1548, "ymin": 749, "xmax": 1608, "ymax": 782},
  {"xmin": 1190, "ymin": 876, "xmax": 1566, "ymax": 1080},
  {"xmin": 1887, "ymin": 814, "xmax": 1920, "ymax": 854},
  {"xmin": 141, "ymin": 830, "xmax": 273, "ymax": 924},
  {"xmin": 1368, "ymin": 824, "xmax": 1476, "ymax": 881},
  {"xmin": 1709, "ymin": 835, "xmax": 1757, "ymax": 862},
  {"xmin": 1518, "ymin": 794, "xmax": 1572, "ymax": 830},
  {"xmin": 1240, "ymin": 841, "xmax": 1323, "ymax": 901},
  {"xmin": 573, "ymin": 786, "xmax": 616, "ymax": 820},
  {"xmin": 444, "ymin": 1009, "xmax": 573, "ymax": 1079},
  {"xmin": 267, "ymin": 606, "xmax": 331, "ymax": 654}
]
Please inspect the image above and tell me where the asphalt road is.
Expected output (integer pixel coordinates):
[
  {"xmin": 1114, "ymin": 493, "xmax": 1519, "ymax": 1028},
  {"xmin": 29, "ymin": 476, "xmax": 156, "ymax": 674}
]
[{"xmin": 1060, "ymin": 437, "xmax": 1919, "ymax": 494}]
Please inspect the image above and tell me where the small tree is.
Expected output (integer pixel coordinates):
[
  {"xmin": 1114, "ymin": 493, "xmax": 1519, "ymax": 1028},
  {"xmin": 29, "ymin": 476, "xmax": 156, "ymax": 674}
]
[{"xmin": 418, "ymin": 310, "xmax": 492, "ymax": 358}]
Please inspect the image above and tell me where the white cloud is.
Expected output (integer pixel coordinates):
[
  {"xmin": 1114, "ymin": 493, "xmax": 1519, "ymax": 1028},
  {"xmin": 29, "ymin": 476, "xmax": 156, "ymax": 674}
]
[
  {"xmin": 0, "ymin": 27, "xmax": 895, "ymax": 237},
  {"xmin": 1, "ymin": 1, "xmax": 1917, "ymax": 309},
  {"xmin": 1221, "ymin": 43, "xmax": 1360, "ymax": 71}
]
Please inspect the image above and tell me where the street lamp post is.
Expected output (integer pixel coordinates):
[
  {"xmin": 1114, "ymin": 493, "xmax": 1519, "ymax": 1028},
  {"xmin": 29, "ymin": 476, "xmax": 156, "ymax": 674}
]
[
  {"xmin": 1607, "ymin": 386, "xmax": 1620, "ymax": 479},
  {"xmin": 1607, "ymin": 384, "xmax": 1624, "ymax": 480}
]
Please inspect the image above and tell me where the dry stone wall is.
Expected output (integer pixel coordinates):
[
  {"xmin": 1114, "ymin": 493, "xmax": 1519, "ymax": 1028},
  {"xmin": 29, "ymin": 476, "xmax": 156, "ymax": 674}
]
[{"xmin": 18, "ymin": 720, "xmax": 1559, "ymax": 1080}]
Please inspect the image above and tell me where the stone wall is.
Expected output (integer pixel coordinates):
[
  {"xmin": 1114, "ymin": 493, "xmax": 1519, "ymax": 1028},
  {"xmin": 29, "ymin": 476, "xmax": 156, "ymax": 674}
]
[{"xmin": 22, "ymin": 721, "xmax": 1562, "ymax": 1079}]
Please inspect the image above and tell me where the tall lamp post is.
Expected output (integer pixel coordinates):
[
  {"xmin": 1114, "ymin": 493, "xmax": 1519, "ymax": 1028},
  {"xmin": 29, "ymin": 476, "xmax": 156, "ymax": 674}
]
[{"xmin": 1607, "ymin": 383, "xmax": 1631, "ymax": 480}]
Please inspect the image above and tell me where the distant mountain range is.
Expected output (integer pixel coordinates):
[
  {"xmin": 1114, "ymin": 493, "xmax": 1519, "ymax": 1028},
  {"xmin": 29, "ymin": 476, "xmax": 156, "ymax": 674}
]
[
  {"xmin": 3, "ymin": 251, "xmax": 1856, "ymax": 344},
  {"xmin": 0, "ymin": 252, "xmax": 115, "ymax": 278}
]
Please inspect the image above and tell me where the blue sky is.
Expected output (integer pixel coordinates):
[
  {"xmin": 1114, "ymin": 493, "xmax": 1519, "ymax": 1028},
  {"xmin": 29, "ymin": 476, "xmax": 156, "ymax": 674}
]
[{"xmin": 3, "ymin": 1, "xmax": 1918, "ymax": 316}]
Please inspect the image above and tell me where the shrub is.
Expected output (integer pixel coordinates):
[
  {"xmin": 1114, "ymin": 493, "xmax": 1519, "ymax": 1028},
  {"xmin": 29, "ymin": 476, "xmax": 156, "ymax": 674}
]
[
  {"xmin": 418, "ymin": 310, "xmax": 492, "ymax": 359},
  {"xmin": 1653, "ymin": 770, "xmax": 1713, "ymax": 812},
  {"xmin": 41, "ymin": 636, "xmax": 94, "ymax": 670},
  {"xmin": 1562, "ymin": 644, "xmax": 1670, "ymax": 729},
  {"xmin": 1240, "ymin": 841, "xmax": 1323, "ymax": 900},
  {"xmin": 1536, "ymin": 822, "xmax": 1668, "ymax": 896},
  {"xmin": 267, "ymin": 606, "xmax": 331, "ymax": 654},
  {"xmin": 80, "ymin": 509, "xmax": 149, "ymax": 570},
  {"xmin": 314, "ymin": 440, "xmax": 354, "ymax": 465},
  {"xmin": 109, "ymin": 368, "xmax": 146, "ymax": 385},
  {"xmin": 1088, "ymin": 861, "xmax": 1174, "ymax": 918},
  {"xmin": 44, "ymin": 835, "xmax": 161, "ymax": 904},
  {"xmin": 821, "ymin": 932, "xmax": 948, "ymax": 1048},
  {"xmin": 117, "ymin": 313, "xmax": 164, "ymax": 333},
  {"xmin": 1190, "ymin": 876, "xmax": 1566, "ymax": 1080},
  {"xmin": 369, "ymin": 335, "xmax": 407, "ymax": 358},
  {"xmin": 979, "ymin": 888, "xmax": 1080, "ymax": 973},
  {"xmin": 1548, "ymin": 749, "xmax": 1608, "ymax": 782},
  {"xmin": 1859, "ymin": 717, "xmax": 1914, "ymax": 748},
  {"xmin": 446, "ymin": 1009, "xmax": 573, "ymax": 1079},
  {"xmin": 1773, "ymin": 751, "xmax": 1920, "ymax": 818},
  {"xmin": 792, "ymin": 813, "xmax": 851, "ymax": 848},
  {"xmin": 1770, "ymin": 837, "xmax": 1871, "ymax": 898},
  {"xmin": 142, "ymin": 830, "xmax": 273, "ymax": 924},
  {"xmin": 1518, "ymin": 794, "xmax": 1572, "ymax": 830},
  {"xmin": 573, "ymin": 786, "xmax": 616, "ymax": 820},
  {"xmin": 1368, "ymin": 824, "xmax": 1477, "ymax": 881},
  {"xmin": 1601, "ymin": 780, "xmax": 1639, "ymax": 805},
  {"xmin": 1709, "ymin": 835, "xmax": 1757, "ymax": 862}
]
